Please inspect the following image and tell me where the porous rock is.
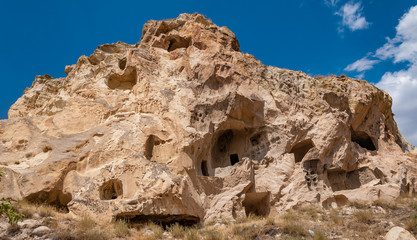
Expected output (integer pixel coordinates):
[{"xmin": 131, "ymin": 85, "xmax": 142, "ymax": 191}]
[
  {"xmin": 385, "ymin": 226, "xmax": 416, "ymax": 240},
  {"xmin": 1, "ymin": 13, "xmax": 416, "ymax": 224}
]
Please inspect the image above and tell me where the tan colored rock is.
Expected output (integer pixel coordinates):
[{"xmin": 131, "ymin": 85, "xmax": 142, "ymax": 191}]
[
  {"xmin": 1, "ymin": 13, "xmax": 417, "ymax": 224},
  {"xmin": 385, "ymin": 226, "xmax": 416, "ymax": 240}
]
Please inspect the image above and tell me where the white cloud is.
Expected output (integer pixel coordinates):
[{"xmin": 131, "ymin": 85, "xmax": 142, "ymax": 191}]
[
  {"xmin": 375, "ymin": 6, "xmax": 417, "ymax": 146},
  {"xmin": 346, "ymin": 5, "xmax": 417, "ymax": 146},
  {"xmin": 325, "ymin": 0, "xmax": 340, "ymax": 7},
  {"xmin": 375, "ymin": 6, "xmax": 417, "ymax": 63},
  {"xmin": 336, "ymin": 2, "xmax": 370, "ymax": 31},
  {"xmin": 376, "ymin": 65, "xmax": 417, "ymax": 146},
  {"xmin": 344, "ymin": 56, "xmax": 380, "ymax": 72},
  {"xmin": 355, "ymin": 72, "xmax": 365, "ymax": 79}
]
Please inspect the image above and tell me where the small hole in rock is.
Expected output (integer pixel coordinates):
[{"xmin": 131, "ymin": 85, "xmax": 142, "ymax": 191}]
[
  {"xmin": 351, "ymin": 129, "xmax": 376, "ymax": 151},
  {"xmin": 230, "ymin": 154, "xmax": 239, "ymax": 165},
  {"xmin": 99, "ymin": 179, "xmax": 123, "ymax": 200},
  {"xmin": 118, "ymin": 58, "xmax": 127, "ymax": 70},
  {"xmin": 290, "ymin": 139, "xmax": 314, "ymax": 163},
  {"xmin": 242, "ymin": 192, "xmax": 270, "ymax": 217},
  {"xmin": 167, "ymin": 37, "xmax": 191, "ymax": 52},
  {"xmin": 201, "ymin": 161, "xmax": 209, "ymax": 176}
]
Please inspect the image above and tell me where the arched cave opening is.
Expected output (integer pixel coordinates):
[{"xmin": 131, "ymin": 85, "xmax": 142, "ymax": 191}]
[
  {"xmin": 116, "ymin": 214, "xmax": 200, "ymax": 228},
  {"xmin": 209, "ymin": 128, "xmax": 269, "ymax": 173},
  {"xmin": 26, "ymin": 189, "xmax": 72, "ymax": 212},
  {"xmin": 144, "ymin": 135, "xmax": 164, "ymax": 161},
  {"xmin": 145, "ymin": 135, "xmax": 155, "ymax": 160},
  {"xmin": 351, "ymin": 129, "xmax": 377, "ymax": 151},
  {"xmin": 230, "ymin": 154, "xmax": 239, "ymax": 165},
  {"xmin": 290, "ymin": 139, "xmax": 314, "ymax": 163},
  {"xmin": 201, "ymin": 160, "xmax": 209, "ymax": 176},
  {"xmin": 167, "ymin": 37, "xmax": 191, "ymax": 52},
  {"xmin": 106, "ymin": 67, "xmax": 137, "ymax": 90},
  {"xmin": 327, "ymin": 167, "xmax": 378, "ymax": 192},
  {"xmin": 99, "ymin": 179, "xmax": 123, "ymax": 200},
  {"xmin": 242, "ymin": 192, "xmax": 270, "ymax": 217},
  {"xmin": 118, "ymin": 57, "xmax": 127, "ymax": 70}
]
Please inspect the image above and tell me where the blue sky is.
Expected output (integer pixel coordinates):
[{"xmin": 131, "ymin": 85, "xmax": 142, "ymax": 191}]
[{"xmin": 0, "ymin": 0, "xmax": 416, "ymax": 146}]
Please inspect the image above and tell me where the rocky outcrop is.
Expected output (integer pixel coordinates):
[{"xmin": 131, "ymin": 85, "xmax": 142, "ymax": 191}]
[{"xmin": 1, "ymin": 13, "xmax": 416, "ymax": 224}]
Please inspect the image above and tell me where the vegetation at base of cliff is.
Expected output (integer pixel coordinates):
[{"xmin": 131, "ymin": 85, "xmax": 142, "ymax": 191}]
[
  {"xmin": 0, "ymin": 192, "xmax": 416, "ymax": 239},
  {"xmin": 0, "ymin": 195, "xmax": 416, "ymax": 239},
  {"xmin": 0, "ymin": 168, "xmax": 22, "ymax": 224}
]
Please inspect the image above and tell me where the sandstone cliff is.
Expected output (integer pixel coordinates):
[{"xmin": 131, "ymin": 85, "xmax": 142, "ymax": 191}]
[{"xmin": 1, "ymin": 13, "xmax": 416, "ymax": 225}]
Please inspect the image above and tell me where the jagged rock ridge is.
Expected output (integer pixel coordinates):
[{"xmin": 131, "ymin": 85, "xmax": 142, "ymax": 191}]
[{"xmin": 1, "ymin": 13, "xmax": 416, "ymax": 224}]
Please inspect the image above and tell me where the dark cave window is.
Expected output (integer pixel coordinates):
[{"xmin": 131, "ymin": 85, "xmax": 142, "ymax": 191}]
[
  {"xmin": 201, "ymin": 161, "xmax": 209, "ymax": 176},
  {"xmin": 230, "ymin": 154, "xmax": 239, "ymax": 165},
  {"xmin": 351, "ymin": 130, "xmax": 377, "ymax": 151}
]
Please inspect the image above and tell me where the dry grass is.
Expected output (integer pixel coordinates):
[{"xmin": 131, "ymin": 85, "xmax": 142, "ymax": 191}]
[
  {"xmin": 348, "ymin": 200, "xmax": 370, "ymax": 209},
  {"xmin": 299, "ymin": 205, "xmax": 322, "ymax": 220},
  {"xmin": 200, "ymin": 229, "xmax": 224, "ymax": 240},
  {"xmin": 7, "ymin": 223, "xmax": 20, "ymax": 235},
  {"xmin": 6, "ymin": 197, "xmax": 417, "ymax": 240},
  {"xmin": 328, "ymin": 209, "xmax": 343, "ymax": 225},
  {"xmin": 353, "ymin": 209, "xmax": 374, "ymax": 224},
  {"xmin": 77, "ymin": 214, "xmax": 96, "ymax": 233},
  {"xmin": 374, "ymin": 199, "xmax": 398, "ymax": 209},
  {"xmin": 137, "ymin": 222, "xmax": 164, "ymax": 239},
  {"xmin": 113, "ymin": 219, "xmax": 130, "ymax": 237},
  {"xmin": 184, "ymin": 226, "xmax": 199, "ymax": 240},
  {"xmin": 167, "ymin": 222, "xmax": 185, "ymax": 238},
  {"xmin": 313, "ymin": 230, "xmax": 328, "ymax": 240},
  {"xmin": 278, "ymin": 211, "xmax": 307, "ymax": 237}
]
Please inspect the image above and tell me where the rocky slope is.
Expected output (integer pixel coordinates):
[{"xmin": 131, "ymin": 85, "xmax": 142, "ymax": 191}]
[{"xmin": 0, "ymin": 13, "xmax": 416, "ymax": 225}]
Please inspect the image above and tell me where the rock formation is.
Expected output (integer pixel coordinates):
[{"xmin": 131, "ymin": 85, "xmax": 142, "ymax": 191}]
[{"xmin": 1, "ymin": 13, "xmax": 416, "ymax": 225}]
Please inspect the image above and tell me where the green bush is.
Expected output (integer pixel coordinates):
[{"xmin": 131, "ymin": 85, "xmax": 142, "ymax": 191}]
[{"xmin": 0, "ymin": 168, "xmax": 22, "ymax": 224}]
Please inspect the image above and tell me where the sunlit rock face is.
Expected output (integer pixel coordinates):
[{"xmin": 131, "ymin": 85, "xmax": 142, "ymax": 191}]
[{"xmin": 1, "ymin": 13, "xmax": 416, "ymax": 224}]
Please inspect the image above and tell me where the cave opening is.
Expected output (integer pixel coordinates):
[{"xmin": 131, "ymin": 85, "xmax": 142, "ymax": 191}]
[
  {"xmin": 351, "ymin": 130, "xmax": 377, "ymax": 151},
  {"xmin": 290, "ymin": 139, "xmax": 314, "ymax": 163},
  {"xmin": 201, "ymin": 161, "xmax": 209, "ymax": 176},
  {"xmin": 117, "ymin": 214, "xmax": 200, "ymax": 228},
  {"xmin": 167, "ymin": 37, "xmax": 191, "ymax": 52},
  {"xmin": 99, "ymin": 179, "xmax": 123, "ymax": 200},
  {"xmin": 145, "ymin": 135, "xmax": 155, "ymax": 160},
  {"xmin": 107, "ymin": 68, "xmax": 137, "ymax": 90},
  {"xmin": 26, "ymin": 190, "xmax": 72, "ymax": 213},
  {"xmin": 118, "ymin": 57, "xmax": 127, "ymax": 70},
  {"xmin": 242, "ymin": 192, "xmax": 270, "ymax": 217},
  {"xmin": 230, "ymin": 154, "xmax": 239, "ymax": 165}
]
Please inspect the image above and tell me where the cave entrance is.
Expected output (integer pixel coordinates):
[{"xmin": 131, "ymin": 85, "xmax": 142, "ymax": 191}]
[
  {"xmin": 242, "ymin": 192, "xmax": 270, "ymax": 217},
  {"xmin": 290, "ymin": 139, "xmax": 314, "ymax": 163},
  {"xmin": 116, "ymin": 214, "xmax": 200, "ymax": 228},
  {"xmin": 230, "ymin": 154, "xmax": 239, "ymax": 165},
  {"xmin": 99, "ymin": 179, "xmax": 123, "ymax": 200},
  {"xmin": 351, "ymin": 129, "xmax": 377, "ymax": 151},
  {"xmin": 167, "ymin": 37, "xmax": 191, "ymax": 52},
  {"xmin": 201, "ymin": 161, "xmax": 209, "ymax": 176},
  {"xmin": 26, "ymin": 189, "xmax": 72, "ymax": 212},
  {"xmin": 145, "ymin": 135, "xmax": 155, "ymax": 160}
]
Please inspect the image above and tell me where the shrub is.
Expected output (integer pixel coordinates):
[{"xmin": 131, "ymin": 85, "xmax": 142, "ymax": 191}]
[
  {"xmin": 167, "ymin": 222, "xmax": 185, "ymax": 237},
  {"xmin": 184, "ymin": 226, "xmax": 199, "ymax": 240},
  {"xmin": 0, "ymin": 168, "xmax": 23, "ymax": 224},
  {"xmin": 77, "ymin": 214, "xmax": 96, "ymax": 233},
  {"xmin": 113, "ymin": 219, "xmax": 130, "ymax": 237},
  {"xmin": 353, "ymin": 210, "xmax": 373, "ymax": 224}
]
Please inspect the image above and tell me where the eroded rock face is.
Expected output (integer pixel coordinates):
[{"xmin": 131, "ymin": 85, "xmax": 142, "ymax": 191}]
[{"xmin": 1, "ymin": 13, "xmax": 416, "ymax": 223}]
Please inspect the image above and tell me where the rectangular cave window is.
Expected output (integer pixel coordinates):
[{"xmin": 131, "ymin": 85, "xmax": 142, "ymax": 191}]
[
  {"xmin": 230, "ymin": 154, "xmax": 239, "ymax": 165},
  {"xmin": 201, "ymin": 161, "xmax": 209, "ymax": 176}
]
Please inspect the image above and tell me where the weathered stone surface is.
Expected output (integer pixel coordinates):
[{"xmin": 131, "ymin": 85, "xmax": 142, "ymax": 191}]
[
  {"xmin": 385, "ymin": 226, "xmax": 416, "ymax": 240},
  {"xmin": 32, "ymin": 226, "xmax": 51, "ymax": 236},
  {"xmin": 1, "ymin": 13, "xmax": 417, "ymax": 224}
]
